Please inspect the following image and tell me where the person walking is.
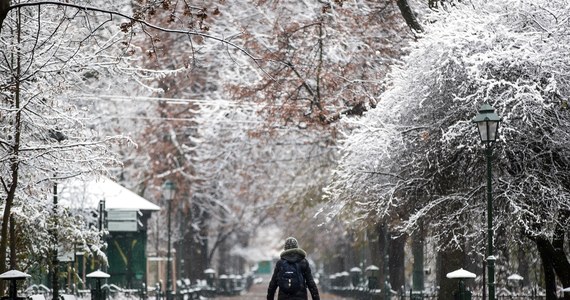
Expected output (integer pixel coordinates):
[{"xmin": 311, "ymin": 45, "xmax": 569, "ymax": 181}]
[{"xmin": 267, "ymin": 237, "xmax": 320, "ymax": 300}]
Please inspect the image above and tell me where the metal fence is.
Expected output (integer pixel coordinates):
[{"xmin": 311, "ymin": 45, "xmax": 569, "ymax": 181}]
[
  {"xmin": 326, "ymin": 286, "xmax": 551, "ymax": 300},
  {"xmin": 22, "ymin": 274, "xmax": 255, "ymax": 300}
]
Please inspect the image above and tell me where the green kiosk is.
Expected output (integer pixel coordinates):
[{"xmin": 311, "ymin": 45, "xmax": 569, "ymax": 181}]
[{"xmin": 60, "ymin": 177, "xmax": 160, "ymax": 290}]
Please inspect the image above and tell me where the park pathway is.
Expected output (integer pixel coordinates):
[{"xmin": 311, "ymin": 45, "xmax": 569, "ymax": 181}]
[{"xmin": 214, "ymin": 279, "xmax": 349, "ymax": 300}]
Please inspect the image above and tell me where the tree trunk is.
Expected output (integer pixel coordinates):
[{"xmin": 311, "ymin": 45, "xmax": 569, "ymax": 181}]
[
  {"xmin": 368, "ymin": 225, "xmax": 381, "ymax": 268},
  {"xmin": 380, "ymin": 224, "xmax": 389, "ymax": 292},
  {"xmin": 535, "ymin": 238, "xmax": 557, "ymax": 300},
  {"xmin": 9, "ymin": 215, "xmax": 15, "ymax": 269},
  {"xmin": 396, "ymin": 0, "xmax": 423, "ymax": 33},
  {"xmin": 551, "ymin": 211, "xmax": 570, "ymax": 296},
  {"xmin": 412, "ymin": 227, "xmax": 425, "ymax": 292},
  {"xmin": 389, "ymin": 233, "xmax": 408, "ymax": 293},
  {"xmin": 0, "ymin": 0, "xmax": 9, "ymax": 32},
  {"xmin": 0, "ymin": 11, "xmax": 22, "ymax": 294},
  {"xmin": 529, "ymin": 211, "xmax": 570, "ymax": 300},
  {"xmin": 367, "ymin": 224, "xmax": 383, "ymax": 289},
  {"xmin": 216, "ymin": 237, "xmax": 230, "ymax": 275},
  {"xmin": 180, "ymin": 202, "xmax": 210, "ymax": 281},
  {"xmin": 517, "ymin": 235, "xmax": 531, "ymax": 287}
]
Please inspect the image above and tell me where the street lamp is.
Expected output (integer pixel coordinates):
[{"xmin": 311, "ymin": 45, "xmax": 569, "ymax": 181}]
[
  {"xmin": 473, "ymin": 103, "xmax": 501, "ymax": 300},
  {"xmin": 162, "ymin": 180, "xmax": 176, "ymax": 300}
]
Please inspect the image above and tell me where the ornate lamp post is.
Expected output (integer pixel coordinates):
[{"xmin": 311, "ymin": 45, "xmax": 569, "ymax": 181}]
[
  {"xmin": 473, "ymin": 103, "xmax": 501, "ymax": 300},
  {"xmin": 162, "ymin": 180, "xmax": 176, "ymax": 300}
]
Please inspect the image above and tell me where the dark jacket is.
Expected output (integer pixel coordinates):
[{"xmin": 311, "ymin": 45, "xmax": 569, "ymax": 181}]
[{"xmin": 267, "ymin": 248, "xmax": 320, "ymax": 300}]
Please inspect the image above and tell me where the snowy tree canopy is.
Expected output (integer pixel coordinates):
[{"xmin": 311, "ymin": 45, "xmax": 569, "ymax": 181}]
[
  {"xmin": 114, "ymin": 0, "xmax": 414, "ymax": 273},
  {"xmin": 229, "ymin": 0, "xmax": 411, "ymax": 129},
  {"xmin": 0, "ymin": 0, "xmax": 248, "ymax": 275},
  {"xmin": 326, "ymin": 0, "xmax": 570, "ymax": 253},
  {"xmin": 0, "ymin": 0, "xmax": 141, "ymax": 273}
]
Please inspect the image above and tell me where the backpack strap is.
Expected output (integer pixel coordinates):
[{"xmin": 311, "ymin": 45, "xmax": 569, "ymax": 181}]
[{"xmin": 295, "ymin": 260, "xmax": 305, "ymax": 288}]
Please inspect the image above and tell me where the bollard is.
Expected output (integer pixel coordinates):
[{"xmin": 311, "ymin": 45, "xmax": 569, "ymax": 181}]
[
  {"xmin": 365, "ymin": 265, "xmax": 380, "ymax": 291},
  {"xmin": 86, "ymin": 270, "xmax": 110, "ymax": 300},
  {"xmin": 140, "ymin": 283, "xmax": 147, "ymax": 300},
  {"xmin": 219, "ymin": 274, "xmax": 228, "ymax": 294},
  {"xmin": 204, "ymin": 269, "xmax": 216, "ymax": 288},
  {"xmin": 350, "ymin": 267, "xmax": 362, "ymax": 288},
  {"xmin": 409, "ymin": 288, "xmax": 423, "ymax": 300},
  {"xmin": 446, "ymin": 269, "xmax": 475, "ymax": 300},
  {"xmin": 0, "ymin": 270, "xmax": 31, "ymax": 300},
  {"xmin": 454, "ymin": 280, "xmax": 472, "ymax": 300},
  {"xmin": 155, "ymin": 282, "xmax": 161, "ymax": 300}
]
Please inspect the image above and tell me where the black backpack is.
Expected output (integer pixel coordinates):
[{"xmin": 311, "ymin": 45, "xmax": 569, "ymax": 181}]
[{"xmin": 278, "ymin": 259, "xmax": 304, "ymax": 294}]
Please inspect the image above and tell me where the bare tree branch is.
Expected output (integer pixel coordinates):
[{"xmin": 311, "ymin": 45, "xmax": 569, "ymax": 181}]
[{"xmin": 3, "ymin": 1, "xmax": 261, "ymax": 64}]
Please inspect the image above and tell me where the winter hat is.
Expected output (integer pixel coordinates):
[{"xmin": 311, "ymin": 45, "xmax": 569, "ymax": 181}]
[{"xmin": 284, "ymin": 237, "xmax": 298, "ymax": 250}]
